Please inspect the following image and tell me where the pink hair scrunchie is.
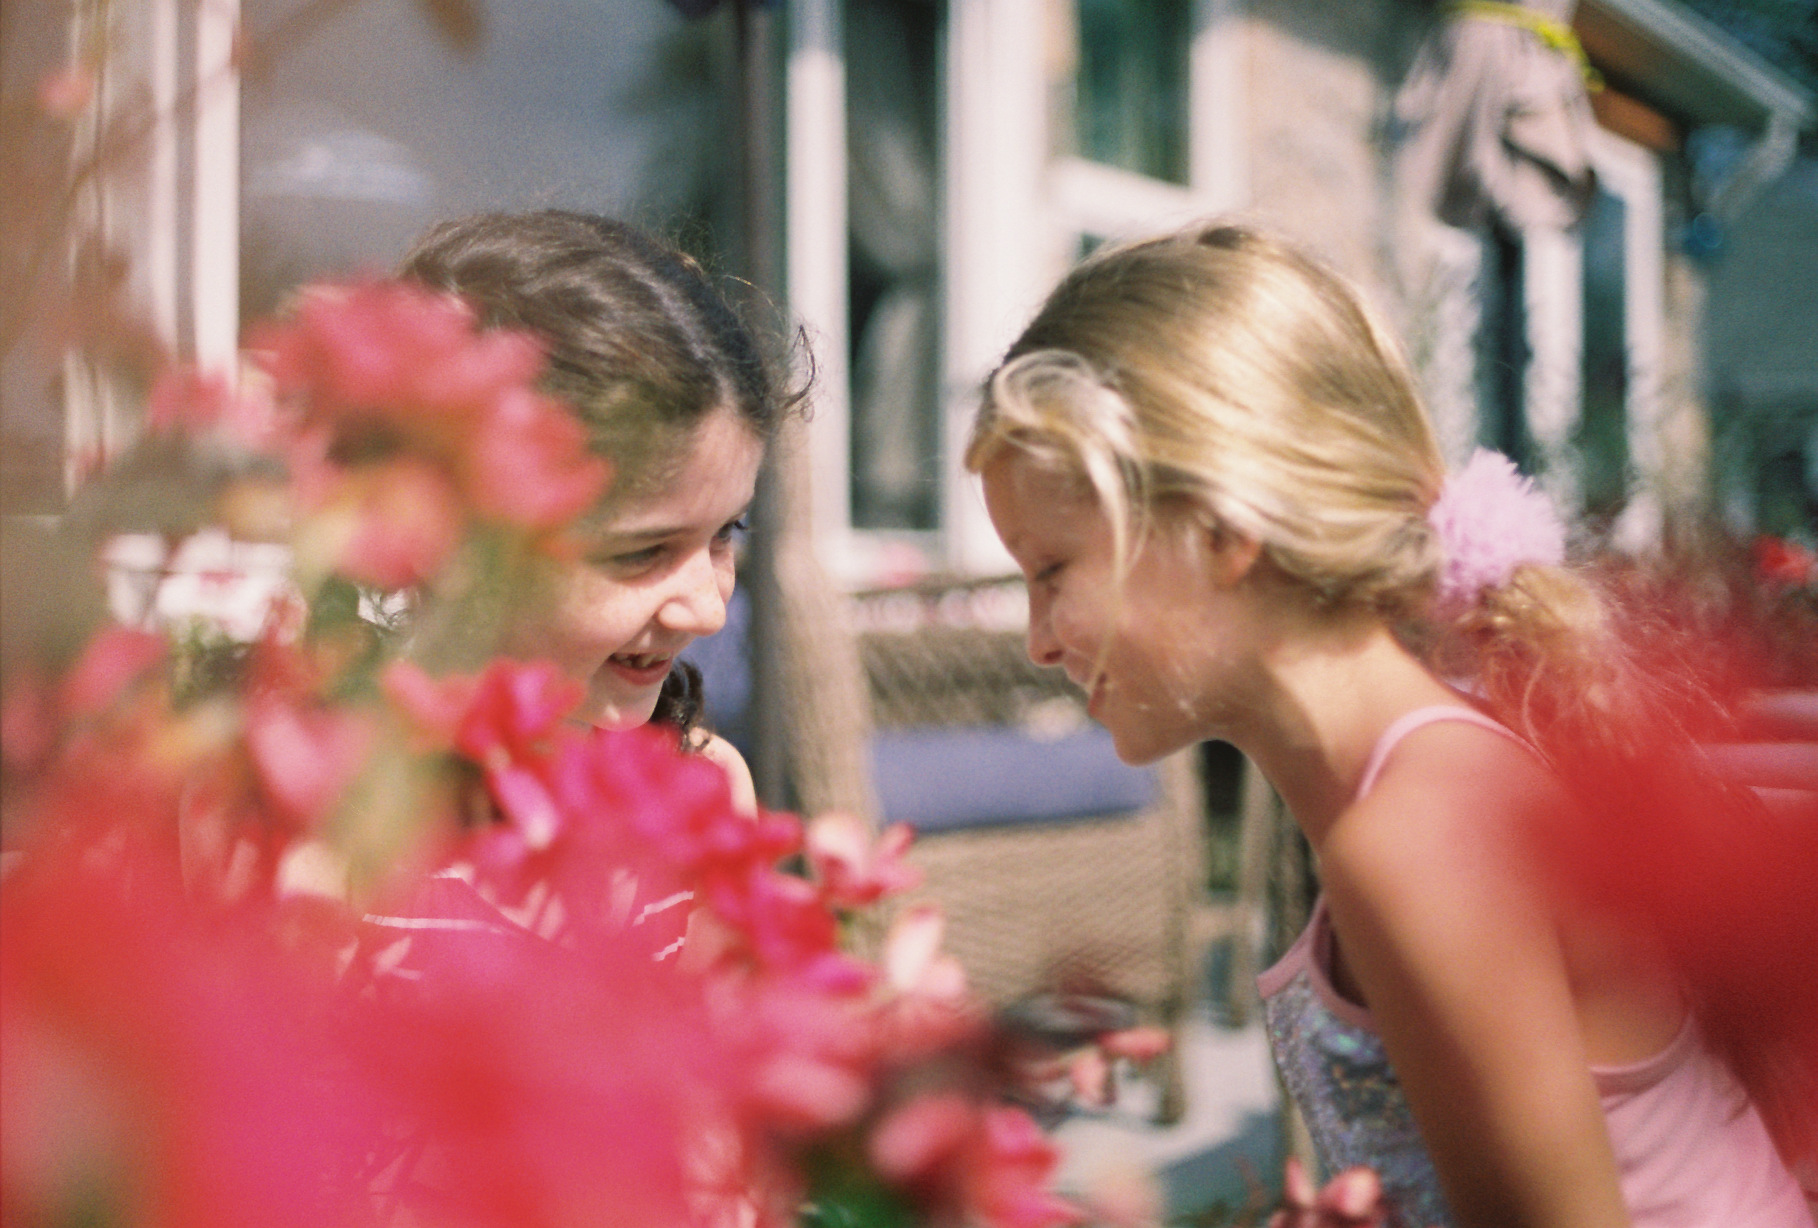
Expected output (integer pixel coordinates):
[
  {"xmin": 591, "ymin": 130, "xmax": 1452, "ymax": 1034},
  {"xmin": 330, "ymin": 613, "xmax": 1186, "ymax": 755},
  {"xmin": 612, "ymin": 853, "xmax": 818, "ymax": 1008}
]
[{"xmin": 1426, "ymin": 449, "xmax": 1566, "ymax": 615}]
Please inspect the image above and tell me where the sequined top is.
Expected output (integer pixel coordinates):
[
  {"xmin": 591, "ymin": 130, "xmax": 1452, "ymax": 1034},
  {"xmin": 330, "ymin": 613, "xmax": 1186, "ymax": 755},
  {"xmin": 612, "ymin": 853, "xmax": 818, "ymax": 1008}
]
[
  {"xmin": 1259, "ymin": 897, "xmax": 1455, "ymax": 1228},
  {"xmin": 1257, "ymin": 705, "xmax": 1814, "ymax": 1228}
]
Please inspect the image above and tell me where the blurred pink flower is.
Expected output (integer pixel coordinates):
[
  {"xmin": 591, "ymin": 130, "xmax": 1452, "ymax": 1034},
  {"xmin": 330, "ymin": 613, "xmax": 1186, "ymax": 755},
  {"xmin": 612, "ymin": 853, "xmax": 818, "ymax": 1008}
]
[
  {"xmin": 251, "ymin": 280, "xmax": 607, "ymax": 537},
  {"xmin": 805, "ymin": 813, "xmax": 922, "ymax": 910},
  {"xmin": 380, "ymin": 659, "xmax": 481, "ymax": 749},
  {"xmin": 453, "ymin": 659, "xmax": 584, "ymax": 769},
  {"xmin": 970, "ymin": 1107, "xmax": 1085, "ymax": 1228},
  {"xmin": 58, "ymin": 627, "xmax": 166, "ymax": 718},
  {"xmin": 869, "ymin": 1092, "xmax": 978, "ymax": 1183},
  {"xmin": 1268, "ymin": 1157, "xmax": 1390, "ymax": 1228},
  {"xmin": 147, "ymin": 368, "xmax": 279, "ymax": 449},
  {"xmin": 251, "ymin": 281, "xmax": 541, "ymax": 437},
  {"xmin": 463, "ymin": 387, "xmax": 610, "ymax": 529},
  {"xmin": 2, "ymin": 835, "xmax": 381, "ymax": 1228},
  {"xmin": 334, "ymin": 457, "xmax": 466, "ymax": 591},
  {"xmin": 1097, "ymin": 1026, "xmax": 1172, "ymax": 1063},
  {"xmin": 868, "ymin": 1095, "xmax": 1083, "ymax": 1228},
  {"xmin": 245, "ymin": 695, "xmax": 374, "ymax": 830},
  {"xmin": 883, "ymin": 905, "xmax": 967, "ymax": 1001}
]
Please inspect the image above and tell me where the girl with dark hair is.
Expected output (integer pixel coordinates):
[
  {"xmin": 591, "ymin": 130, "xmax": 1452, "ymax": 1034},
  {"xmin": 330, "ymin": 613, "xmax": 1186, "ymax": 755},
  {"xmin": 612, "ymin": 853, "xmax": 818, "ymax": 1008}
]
[{"xmin": 401, "ymin": 210, "xmax": 801, "ymax": 809}]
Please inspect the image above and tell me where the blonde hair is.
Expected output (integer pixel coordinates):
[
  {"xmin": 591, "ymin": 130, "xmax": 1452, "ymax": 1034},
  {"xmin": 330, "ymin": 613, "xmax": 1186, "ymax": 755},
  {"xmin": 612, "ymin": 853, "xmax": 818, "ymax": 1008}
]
[
  {"xmin": 968, "ymin": 223, "xmax": 1448, "ymax": 616},
  {"xmin": 965, "ymin": 222, "xmax": 1638, "ymax": 739}
]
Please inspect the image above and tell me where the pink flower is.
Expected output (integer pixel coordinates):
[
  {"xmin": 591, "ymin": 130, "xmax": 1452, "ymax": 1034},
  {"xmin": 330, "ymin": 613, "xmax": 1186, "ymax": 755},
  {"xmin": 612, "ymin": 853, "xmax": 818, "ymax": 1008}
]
[
  {"xmin": 2, "ymin": 835, "xmax": 382, "ymax": 1228},
  {"xmin": 463, "ymin": 387, "xmax": 611, "ymax": 529},
  {"xmin": 58, "ymin": 627, "xmax": 165, "ymax": 717},
  {"xmin": 251, "ymin": 281, "xmax": 542, "ymax": 437},
  {"xmin": 806, "ymin": 813, "xmax": 922, "ymax": 910},
  {"xmin": 882, "ymin": 905, "xmax": 967, "ymax": 1000},
  {"xmin": 1097, "ymin": 1026, "xmax": 1172, "ymax": 1063},
  {"xmin": 970, "ymin": 1107, "xmax": 1086, "ymax": 1228},
  {"xmin": 251, "ymin": 280, "xmax": 607, "ymax": 529},
  {"xmin": 872, "ymin": 907, "xmax": 980, "ymax": 1062},
  {"xmin": 869, "ymin": 1092, "xmax": 978, "ymax": 1183},
  {"xmin": 868, "ymin": 1096, "xmax": 1083, "ymax": 1228},
  {"xmin": 1268, "ymin": 1157, "xmax": 1389, "ymax": 1228},
  {"xmin": 245, "ymin": 695, "xmax": 375, "ymax": 830},
  {"xmin": 380, "ymin": 659, "xmax": 481, "ymax": 749},
  {"xmin": 331, "ymin": 456, "xmax": 466, "ymax": 590},
  {"xmin": 453, "ymin": 660, "xmax": 584, "ymax": 768},
  {"xmin": 147, "ymin": 368, "xmax": 279, "ymax": 449}
]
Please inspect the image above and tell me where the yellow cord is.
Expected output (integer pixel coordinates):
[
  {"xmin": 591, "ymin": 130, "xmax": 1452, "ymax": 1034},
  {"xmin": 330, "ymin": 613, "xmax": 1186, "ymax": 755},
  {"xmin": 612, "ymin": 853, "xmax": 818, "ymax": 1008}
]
[{"xmin": 1447, "ymin": 0, "xmax": 1605, "ymax": 91}]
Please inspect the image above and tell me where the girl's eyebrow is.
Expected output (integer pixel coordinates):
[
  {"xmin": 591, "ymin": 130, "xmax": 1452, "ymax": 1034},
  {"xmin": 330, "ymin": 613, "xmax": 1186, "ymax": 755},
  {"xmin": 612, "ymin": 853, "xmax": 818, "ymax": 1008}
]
[{"xmin": 598, "ymin": 505, "xmax": 754, "ymax": 542}]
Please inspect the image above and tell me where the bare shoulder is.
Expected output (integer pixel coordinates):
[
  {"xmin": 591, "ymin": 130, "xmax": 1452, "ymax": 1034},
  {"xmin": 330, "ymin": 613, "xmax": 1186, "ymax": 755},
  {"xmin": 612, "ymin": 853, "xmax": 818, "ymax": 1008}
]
[
  {"xmin": 1325, "ymin": 717, "xmax": 1562, "ymax": 902},
  {"xmin": 1317, "ymin": 717, "xmax": 1567, "ymax": 1004},
  {"xmin": 697, "ymin": 733, "xmax": 758, "ymax": 815},
  {"xmin": 1318, "ymin": 720, "xmax": 1633, "ymax": 1226}
]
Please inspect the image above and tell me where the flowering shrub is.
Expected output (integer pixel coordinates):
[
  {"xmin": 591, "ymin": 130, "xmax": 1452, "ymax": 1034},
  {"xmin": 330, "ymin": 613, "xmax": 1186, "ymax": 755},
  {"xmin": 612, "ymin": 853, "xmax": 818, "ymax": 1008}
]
[{"xmin": 0, "ymin": 283, "xmax": 1096, "ymax": 1228}]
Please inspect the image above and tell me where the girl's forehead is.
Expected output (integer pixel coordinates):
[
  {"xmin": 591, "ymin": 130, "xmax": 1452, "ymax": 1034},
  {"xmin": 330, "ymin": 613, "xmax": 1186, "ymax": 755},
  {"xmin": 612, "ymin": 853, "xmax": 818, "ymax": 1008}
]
[
  {"xmin": 584, "ymin": 409, "xmax": 763, "ymax": 534},
  {"xmin": 984, "ymin": 451, "xmax": 1097, "ymax": 511}
]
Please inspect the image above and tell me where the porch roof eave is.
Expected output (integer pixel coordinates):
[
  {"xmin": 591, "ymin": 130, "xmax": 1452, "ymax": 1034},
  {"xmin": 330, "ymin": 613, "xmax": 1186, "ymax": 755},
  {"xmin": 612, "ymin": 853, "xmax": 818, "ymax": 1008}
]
[{"xmin": 1575, "ymin": 0, "xmax": 1815, "ymax": 131}]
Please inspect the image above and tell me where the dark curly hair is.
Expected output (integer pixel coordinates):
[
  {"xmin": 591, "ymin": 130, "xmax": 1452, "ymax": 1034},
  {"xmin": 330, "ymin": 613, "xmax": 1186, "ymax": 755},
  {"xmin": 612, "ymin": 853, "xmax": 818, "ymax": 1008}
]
[{"xmin": 401, "ymin": 211, "xmax": 803, "ymax": 745}]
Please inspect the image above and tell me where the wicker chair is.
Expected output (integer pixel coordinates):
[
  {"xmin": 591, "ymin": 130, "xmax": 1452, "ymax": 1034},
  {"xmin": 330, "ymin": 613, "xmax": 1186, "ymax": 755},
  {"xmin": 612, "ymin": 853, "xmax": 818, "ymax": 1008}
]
[{"xmin": 853, "ymin": 577, "xmax": 1213, "ymax": 1122}]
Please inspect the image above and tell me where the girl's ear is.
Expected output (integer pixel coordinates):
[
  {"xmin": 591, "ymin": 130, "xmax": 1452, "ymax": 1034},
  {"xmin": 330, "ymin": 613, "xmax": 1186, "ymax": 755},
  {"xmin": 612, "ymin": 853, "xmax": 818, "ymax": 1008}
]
[{"xmin": 1206, "ymin": 521, "xmax": 1263, "ymax": 587}]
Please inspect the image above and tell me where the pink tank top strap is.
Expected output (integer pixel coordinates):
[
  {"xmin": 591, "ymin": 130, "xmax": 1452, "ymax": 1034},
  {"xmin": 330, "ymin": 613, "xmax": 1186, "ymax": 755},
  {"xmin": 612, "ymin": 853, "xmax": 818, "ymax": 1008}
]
[{"xmin": 1355, "ymin": 704, "xmax": 1528, "ymax": 799}]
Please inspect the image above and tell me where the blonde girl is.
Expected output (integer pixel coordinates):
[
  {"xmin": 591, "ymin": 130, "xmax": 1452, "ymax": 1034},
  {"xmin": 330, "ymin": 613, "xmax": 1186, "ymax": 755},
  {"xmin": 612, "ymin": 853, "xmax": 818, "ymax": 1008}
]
[{"xmin": 968, "ymin": 222, "xmax": 1814, "ymax": 1227}]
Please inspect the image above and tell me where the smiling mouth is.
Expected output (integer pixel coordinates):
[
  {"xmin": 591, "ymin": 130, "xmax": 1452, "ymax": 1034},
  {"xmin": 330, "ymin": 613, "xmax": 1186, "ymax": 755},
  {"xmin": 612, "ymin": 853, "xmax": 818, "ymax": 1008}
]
[
  {"xmin": 604, "ymin": 652, "xmax": 676, "ymax": 685},
  {"xmin": 611, "ymin": 652, "xmax": 672, "ymax": 671}
]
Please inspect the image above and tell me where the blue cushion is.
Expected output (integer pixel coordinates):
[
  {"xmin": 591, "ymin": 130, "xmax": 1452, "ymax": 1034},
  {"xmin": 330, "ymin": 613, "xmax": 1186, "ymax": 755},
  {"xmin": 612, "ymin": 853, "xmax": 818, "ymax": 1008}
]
[{"xmin": 872, "ymin": 725, "xmax": 1156, "ymax": 832}]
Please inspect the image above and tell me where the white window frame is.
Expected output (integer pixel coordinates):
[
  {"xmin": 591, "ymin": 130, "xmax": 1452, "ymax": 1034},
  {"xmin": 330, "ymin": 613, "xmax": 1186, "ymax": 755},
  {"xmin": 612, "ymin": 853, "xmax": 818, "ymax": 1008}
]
[
  {"xmin": 1519, "ymin": 125, "xmax": 1664, "ymax": 539},
  {"xmin": 63, "ymin": 0, "xmax": 240, "ymax": 494},
  {"xmin": 788, "ymin": 0, "xmax": 1249, "ymax": 584},
  {"xmin": 1583, "ymin": 124, "xmax": 1666, "ymax": 550}
]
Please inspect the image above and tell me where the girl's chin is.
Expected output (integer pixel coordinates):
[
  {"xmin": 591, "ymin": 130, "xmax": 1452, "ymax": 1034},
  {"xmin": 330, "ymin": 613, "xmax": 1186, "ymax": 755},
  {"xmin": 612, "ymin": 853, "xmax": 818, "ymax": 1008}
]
[{"xmin": 575, "ymin": 687, "xmax": 662, "ymax": 732}]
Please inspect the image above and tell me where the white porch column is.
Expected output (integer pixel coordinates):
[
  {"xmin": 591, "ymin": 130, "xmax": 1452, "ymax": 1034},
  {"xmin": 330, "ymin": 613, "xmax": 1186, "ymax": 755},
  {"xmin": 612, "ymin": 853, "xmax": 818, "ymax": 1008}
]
[
  {"xmin": 192, "ymin": 0, "xmax": 240, "ymax": 371},
  {"xmin": 1523, "ymin": 224, "xmax": 1584, "ymax": 510},
  {"xmin": 1596, "ymin": 130, "xmax": 1666, "ymax": 552},
  {"xmin": 1190, "ymin": 0, "xmax": 1248, "ymax": 212},
  {"xmin": 943, "ymin": 0, "xmax": 1051, "ymax": 573},
  {"xmin": 62, "ymin": 0, "xmax": 241, "ymax": 495},
  {"xmin": 786, "ymin": 0, "xmax": 852, "ymax": 569}
]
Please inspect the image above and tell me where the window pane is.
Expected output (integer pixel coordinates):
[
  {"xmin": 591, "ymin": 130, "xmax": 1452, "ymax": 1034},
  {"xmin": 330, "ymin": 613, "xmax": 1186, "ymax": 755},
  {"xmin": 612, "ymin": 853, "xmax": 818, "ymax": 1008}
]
[
  {"xmin": 1070, "ymin": 0, "xmax": 1189, "ymax": 185},
  {"xmin": 1475, "ymin": 227, "xmax": 1533, "ymax": 467},
  {"xmin": 848, "ymin": 0, "xmax": 942, "ymax": 531},
  {"xmin": 1578, "ymin": 187, "xmax": 1629, "ymax": 519},
  {"xmin": 238, "ymin": 0, "xmax": 733, "ymax": 320}
]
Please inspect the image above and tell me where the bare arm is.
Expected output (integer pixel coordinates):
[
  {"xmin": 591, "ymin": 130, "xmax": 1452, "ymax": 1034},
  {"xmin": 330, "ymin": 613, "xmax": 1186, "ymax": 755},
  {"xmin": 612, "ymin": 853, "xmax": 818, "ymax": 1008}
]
[
  {"xmin": 699, "ymin": 733, "xmax": 758, "ymax": 815},
  {"xmin": 1319, "ymin": 724, "xmax": 1631, "ymax": 1228}
]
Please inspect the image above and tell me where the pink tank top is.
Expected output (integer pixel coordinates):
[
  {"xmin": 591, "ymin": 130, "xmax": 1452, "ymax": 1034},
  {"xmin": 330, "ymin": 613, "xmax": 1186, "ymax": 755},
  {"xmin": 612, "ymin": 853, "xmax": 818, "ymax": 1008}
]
[{"xmin": 1257, "ymin": 705, "xmax": 1812, "ymax": 1228}]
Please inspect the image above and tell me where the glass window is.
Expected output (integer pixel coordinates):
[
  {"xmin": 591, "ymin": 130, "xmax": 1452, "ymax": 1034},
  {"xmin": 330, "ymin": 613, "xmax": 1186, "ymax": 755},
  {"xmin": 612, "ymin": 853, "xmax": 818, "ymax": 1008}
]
[
  {"xmin": 1578, "ymin": 185, "xmax": 1629, "ymax": 521},
  {"xmin": 1474, "ymin": 227, "xmax": 1533, "ymax": 467},
  {"xmin": 238, "ymin": 0, "xmax": 734, "ymax": 321},
  {"xmin": 1067, "ymin": 0, "xmax": 1189, "ymax": 185},
  {"xmin": 847, "ymin": 0, "xmax": 943, "ymax": 531}
]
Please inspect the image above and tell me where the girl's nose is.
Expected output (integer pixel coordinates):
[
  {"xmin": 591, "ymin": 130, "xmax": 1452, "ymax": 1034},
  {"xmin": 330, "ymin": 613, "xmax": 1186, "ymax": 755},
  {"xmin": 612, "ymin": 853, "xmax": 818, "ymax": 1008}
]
[
  {"xmin": 1025, "ymin": 595, "xmax": 1063, "ymax": 667},
  {"xmin": 656, "ymin": 548, "xmax": 731, "ymax": 639}
]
